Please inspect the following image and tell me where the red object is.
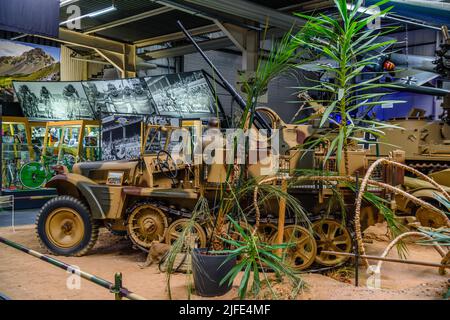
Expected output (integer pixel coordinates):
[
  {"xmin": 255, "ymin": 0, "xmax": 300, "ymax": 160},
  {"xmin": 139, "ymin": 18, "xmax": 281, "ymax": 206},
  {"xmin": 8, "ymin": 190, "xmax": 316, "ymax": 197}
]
[
  {"xmin": 383, "ymin": 60, "xmax": 396, "ymax": 71},
  {"xmin": 51, "ymin": 165, "xmax": 66, "ymax": 175}
]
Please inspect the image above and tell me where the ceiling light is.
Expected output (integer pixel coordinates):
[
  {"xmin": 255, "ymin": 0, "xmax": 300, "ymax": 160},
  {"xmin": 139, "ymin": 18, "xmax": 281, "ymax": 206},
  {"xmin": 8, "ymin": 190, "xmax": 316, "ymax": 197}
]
[
  {"xmin": 60, "ymin": 5, "xmax": 117, "ymax": 26},
  {"xmin": 88, "ymin": 6, "xmax": 117, "ymax": 18},
  {"xmin": 60, "ymin": 0, "xmax": 79, "ymax": 7}
]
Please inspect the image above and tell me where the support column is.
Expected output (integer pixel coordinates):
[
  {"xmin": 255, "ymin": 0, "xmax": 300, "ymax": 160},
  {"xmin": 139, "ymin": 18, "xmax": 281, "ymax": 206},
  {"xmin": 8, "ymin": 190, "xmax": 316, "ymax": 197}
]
[
  {"xmin": 123, "ymin": 44, "xmax": 137, "ymax": 78},
  {"xmin": 216, "ymin": 22, "xmax": 259, "ymax": 72},
  {"xmin": 242, "ymin": 30, "xmax": 259, "ymax": 72},
  {"xmin": 60, "ymin": 45, "xmax": 88, "ymax": 81}
]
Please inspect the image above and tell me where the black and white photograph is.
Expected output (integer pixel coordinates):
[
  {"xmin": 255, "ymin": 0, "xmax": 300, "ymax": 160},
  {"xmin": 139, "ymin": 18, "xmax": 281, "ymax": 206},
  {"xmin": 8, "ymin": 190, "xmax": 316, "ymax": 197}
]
[
  {"xmin": 146, "ymin": 115, "xmax": 180, "ymax": 126},
  {"xmin": 101, "ymin": 115, "xmax": 142, "ymax": 161},
  {"xmin": 145, "ymin": 71, "xmax": 217, "ymax": 117},
  {"xmin": 12, "ymin": 81, "xmax": 94, "ymax": 121},
  {"xmin": 82, "ymin": 78, "xmax": 155, "ymax": 115}
]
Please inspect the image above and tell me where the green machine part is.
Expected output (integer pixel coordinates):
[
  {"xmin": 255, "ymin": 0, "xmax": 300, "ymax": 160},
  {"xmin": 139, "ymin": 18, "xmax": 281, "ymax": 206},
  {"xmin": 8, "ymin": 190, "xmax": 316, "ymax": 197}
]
[{"xmin": 19, "ymin": 162, "xmax": 47, "ymax": 189}]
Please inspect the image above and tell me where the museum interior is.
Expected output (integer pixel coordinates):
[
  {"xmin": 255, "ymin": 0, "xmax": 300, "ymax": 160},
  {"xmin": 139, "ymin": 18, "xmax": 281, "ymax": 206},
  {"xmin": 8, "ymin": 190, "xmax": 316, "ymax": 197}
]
[{"xmin": 0, "ymin": 0, "xmax": 449, "ymax": 302}]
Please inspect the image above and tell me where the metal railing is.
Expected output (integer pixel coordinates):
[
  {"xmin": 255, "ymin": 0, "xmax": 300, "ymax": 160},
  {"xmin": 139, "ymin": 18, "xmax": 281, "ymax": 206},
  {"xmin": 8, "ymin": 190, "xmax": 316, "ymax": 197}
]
[{"xmin": 0, "ymin": 236, "xmax": 146, "ymax": 300}]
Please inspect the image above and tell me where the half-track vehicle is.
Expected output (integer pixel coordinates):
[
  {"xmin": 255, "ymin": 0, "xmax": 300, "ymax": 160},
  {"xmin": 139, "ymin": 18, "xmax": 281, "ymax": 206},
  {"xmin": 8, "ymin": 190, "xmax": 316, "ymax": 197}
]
[
  {"xmin": 36, "ymin": 113, "xmax": 310, "ymax": 254},
  {"xmin": 36, "ymin": 110, "xmax": 404, "ymax": 272}
]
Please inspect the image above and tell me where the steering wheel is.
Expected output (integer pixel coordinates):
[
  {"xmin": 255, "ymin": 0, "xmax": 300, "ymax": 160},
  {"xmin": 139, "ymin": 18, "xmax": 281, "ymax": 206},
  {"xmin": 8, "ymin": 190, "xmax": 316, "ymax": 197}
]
[{"xmin": 156, "ymin": 150, "xmax": 178, "ymax": 179}]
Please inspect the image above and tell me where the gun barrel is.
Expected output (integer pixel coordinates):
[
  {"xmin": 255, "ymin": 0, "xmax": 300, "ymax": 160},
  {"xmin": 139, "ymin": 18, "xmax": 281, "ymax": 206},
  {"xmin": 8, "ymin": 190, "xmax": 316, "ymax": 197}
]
[{"xmin": 177, "ymin": 20, "xmax": 270, "ymax": 130}]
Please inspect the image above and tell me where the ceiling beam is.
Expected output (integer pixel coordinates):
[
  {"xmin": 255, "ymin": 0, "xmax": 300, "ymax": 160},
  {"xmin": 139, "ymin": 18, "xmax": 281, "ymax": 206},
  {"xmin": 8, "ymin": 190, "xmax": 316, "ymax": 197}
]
[
  {"xmin": 33, "ymin": 28, "xmax": 125, "ymax": 53},
  {"xmin": 134, "ymin": 24, "xmax": 220, "ymax": 47},
  {"xmin": 83, "ymin": 6, "xmax": 174, "ymax": 35},
  {"xmin": 94, "ymin": 48, "xmax": 125, "ymax": 75},
  {"xmin": 71, "ymin": 56, "xmax": 111, "ymax": 65},
  {"xmin": 151, "ymin": 0, "xmax": 262, "ymax": 31},
  {"xmin": 215, "ymin": 22, "xmax": 246, "ymax": 52},
  {"xmin": 141, "ymin": 37, "xmax": 233, "ymax": 59},
  {"xmin": 180, "ymin": 0, "xmax": 307, "ymax": 30},
  {"xmin": 280, "ymin": 0, "xmax": 334, "ymax": 12}
]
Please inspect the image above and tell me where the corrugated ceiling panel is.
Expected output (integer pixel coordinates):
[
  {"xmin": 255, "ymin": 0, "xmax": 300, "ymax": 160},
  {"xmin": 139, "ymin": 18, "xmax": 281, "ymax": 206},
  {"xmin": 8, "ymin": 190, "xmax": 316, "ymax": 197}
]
[{"xmin": 95, "ymin": 10, "xmax": 212, "ymax": 42}]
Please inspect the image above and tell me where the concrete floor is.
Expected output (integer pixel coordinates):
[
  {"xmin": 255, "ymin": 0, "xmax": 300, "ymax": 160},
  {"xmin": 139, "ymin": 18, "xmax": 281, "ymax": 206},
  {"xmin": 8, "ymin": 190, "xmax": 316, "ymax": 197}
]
[{"xmin": 0, "ymin": 209, "xmax": 38, "ymax": 228}]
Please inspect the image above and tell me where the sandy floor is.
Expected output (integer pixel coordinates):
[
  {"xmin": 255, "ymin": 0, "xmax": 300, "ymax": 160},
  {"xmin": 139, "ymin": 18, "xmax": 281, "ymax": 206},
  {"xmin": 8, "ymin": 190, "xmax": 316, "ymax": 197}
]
[{"xmin": 0, "ymin": 224, "xmax": 448, "ymax": 300}]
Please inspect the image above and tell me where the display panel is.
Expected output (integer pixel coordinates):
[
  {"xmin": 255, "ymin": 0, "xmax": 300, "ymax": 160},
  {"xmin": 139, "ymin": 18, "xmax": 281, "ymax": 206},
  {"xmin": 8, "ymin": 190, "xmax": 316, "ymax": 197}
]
[
  {"xmin": 12, "ymin": 81, "xmax": 94, "ymax": 121},
  {"xmin": 101, "ymin": 115, "xmax": 142, "ymax": 161},
  {"xmin": 30, "ymin": 122, "xmax": 46, "ymax": 160},
  {"xmin": 1, "ymin": 120, "xmax": 31, "ymax": 189},
  {"xmin": 145, "ymin": 71, "xmax": 217, "ymax": 118},
  {"xmin": 82, "ymin": 78, "xmax": 155, "ymax": 115}
]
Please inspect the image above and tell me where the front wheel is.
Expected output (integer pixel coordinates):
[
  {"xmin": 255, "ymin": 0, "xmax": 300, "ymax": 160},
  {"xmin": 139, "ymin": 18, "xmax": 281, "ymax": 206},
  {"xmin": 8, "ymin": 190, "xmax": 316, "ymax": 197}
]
[{"xmin": 36, "ymin": 196, "xmax": 99, "ymax": 256}]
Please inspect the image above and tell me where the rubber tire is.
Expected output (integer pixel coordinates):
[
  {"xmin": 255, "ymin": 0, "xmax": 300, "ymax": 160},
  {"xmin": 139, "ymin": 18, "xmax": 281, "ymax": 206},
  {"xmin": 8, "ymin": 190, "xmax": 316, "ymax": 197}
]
[{"xmin": 36, "ymin": 196, "xmax": 99, "ymax": 257}]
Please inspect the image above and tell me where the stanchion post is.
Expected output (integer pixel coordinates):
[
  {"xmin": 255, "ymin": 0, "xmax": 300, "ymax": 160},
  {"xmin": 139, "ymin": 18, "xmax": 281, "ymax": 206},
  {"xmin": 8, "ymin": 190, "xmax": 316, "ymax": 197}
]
[
  {"xmin": 113, "ymin": 272, "xmax": 123, "ymax": 300},
  {"xmin": 354, "ymin": 172, "xmax": 359, "ymax": 287},
  {"xmin": 275, "ymin": 179, "xmax": 288, "ymax": 258}
]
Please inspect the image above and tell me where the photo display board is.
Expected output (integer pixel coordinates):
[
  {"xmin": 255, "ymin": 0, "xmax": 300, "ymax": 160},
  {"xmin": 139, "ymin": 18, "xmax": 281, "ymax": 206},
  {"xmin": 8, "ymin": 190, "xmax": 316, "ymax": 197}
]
[
  {"xmin": 12, "ymin": 81, "xmax": 94, "ymax": 121},
  {"xmin": 13, "ymin": 70, "xmax": 221, "ymax": 121},
  {"xmin": 101, "ymin": 115, "xmax": 142, "ymax": 161},
  {"xmin": 145, "ymin": 71, "xmax": 217, "ymax": 118},
  {"xmin": 82, "ymin": 78, "xmax": 155, "ymax": 116}
]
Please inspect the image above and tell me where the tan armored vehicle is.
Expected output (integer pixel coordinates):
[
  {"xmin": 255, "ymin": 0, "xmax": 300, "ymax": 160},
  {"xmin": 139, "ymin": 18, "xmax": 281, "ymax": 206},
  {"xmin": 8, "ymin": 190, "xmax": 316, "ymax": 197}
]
[
  {"xmin": 396, "ymin": 169, "xmax": 450, "ymax": 228},
  {"xmin": 372, "ymin": 96, "xmax": 450, "ymax": 173}
]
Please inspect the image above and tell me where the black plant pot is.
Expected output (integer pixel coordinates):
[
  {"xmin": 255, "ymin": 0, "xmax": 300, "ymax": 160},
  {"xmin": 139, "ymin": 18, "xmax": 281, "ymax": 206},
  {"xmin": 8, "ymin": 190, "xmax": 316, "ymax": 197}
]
[{"xmin": 192, "ymin": 248, "xmax": 236, "ymax": 297}]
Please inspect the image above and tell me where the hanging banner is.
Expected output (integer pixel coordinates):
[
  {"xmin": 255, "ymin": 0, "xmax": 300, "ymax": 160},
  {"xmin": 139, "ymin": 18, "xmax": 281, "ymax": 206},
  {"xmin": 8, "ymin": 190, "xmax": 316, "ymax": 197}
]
[{"xmin": 0, "ymin": 0, "xmax": 60, "ymax": 37}]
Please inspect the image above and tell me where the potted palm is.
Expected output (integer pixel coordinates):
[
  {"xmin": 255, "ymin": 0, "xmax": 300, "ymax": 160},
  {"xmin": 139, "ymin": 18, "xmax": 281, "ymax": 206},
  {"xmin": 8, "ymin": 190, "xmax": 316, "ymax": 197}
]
[
  {"xmin": 191, "ymin": 247, "xmax": 237, "ymax": 297},
  {"xmin": 212, "ymin": 215, "xmax": 303, "ymax": 299},
  {"xmin": 188, "ymin": 29, "xmax": 304, "ymax": 297}
]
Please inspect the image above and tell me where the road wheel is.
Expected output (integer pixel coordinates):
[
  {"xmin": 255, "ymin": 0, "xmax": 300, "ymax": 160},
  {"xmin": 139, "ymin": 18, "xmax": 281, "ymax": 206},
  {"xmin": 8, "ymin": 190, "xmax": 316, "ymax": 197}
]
[
  {"xmin": 415, "ymin": 200, "xmax": 450, "ymax": 228},
  {"xmin": 312, "ymin": 219, "xmax": 352, "ymax": 266},
  {"xmin": 36, "ymin": 196, "xmax": 99, "ymax": 256},
  {"xmin": 126, "ymin": 202, "xmax": 168, "ymax": 250},
  {"xmin": 165, "ymin": 218, "xmax": 207, "ymax": 248},
  {"xmin": 273, "ymin": 225, "xmax": 317, "ymax": 271}
]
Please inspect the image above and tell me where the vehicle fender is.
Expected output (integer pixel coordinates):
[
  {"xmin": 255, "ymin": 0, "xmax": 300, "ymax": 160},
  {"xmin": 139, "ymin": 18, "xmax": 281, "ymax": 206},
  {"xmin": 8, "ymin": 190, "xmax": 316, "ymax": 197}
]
[
  {"xmin": 45, "ymin": 173, "xmax": 106, "ymax": 219},
  {"xmin": 404, "ymin": 188, "xmax": 442, "ymax": 209}
]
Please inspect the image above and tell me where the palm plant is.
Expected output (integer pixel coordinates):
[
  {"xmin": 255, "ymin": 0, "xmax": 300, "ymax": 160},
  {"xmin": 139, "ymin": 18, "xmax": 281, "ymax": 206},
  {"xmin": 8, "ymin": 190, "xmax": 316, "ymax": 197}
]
[
  {"xmin": 212, "ymin": 26, "xmax": 311, "ymax": 248},
  {"xmin": 214, "ymin": 215, "xmax": 304, "ymax": 300},
  {"xmin": 212, "ymin": 173, "xmax": 315, "ymax": 299},
  {"xmin": 292, "ymin": 0, "xmax": 403, "ymax": 175},
  {"xmin": 162, "ymin": 28, "xmax": 312, "ymax": 299}
]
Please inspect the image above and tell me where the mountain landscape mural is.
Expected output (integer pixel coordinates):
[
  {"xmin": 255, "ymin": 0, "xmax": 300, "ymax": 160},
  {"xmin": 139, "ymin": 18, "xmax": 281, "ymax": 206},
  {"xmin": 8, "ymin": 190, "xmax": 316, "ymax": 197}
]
[{"xmin": 0, "ymin": 40, "xmax": 60, "ymax": 91}]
